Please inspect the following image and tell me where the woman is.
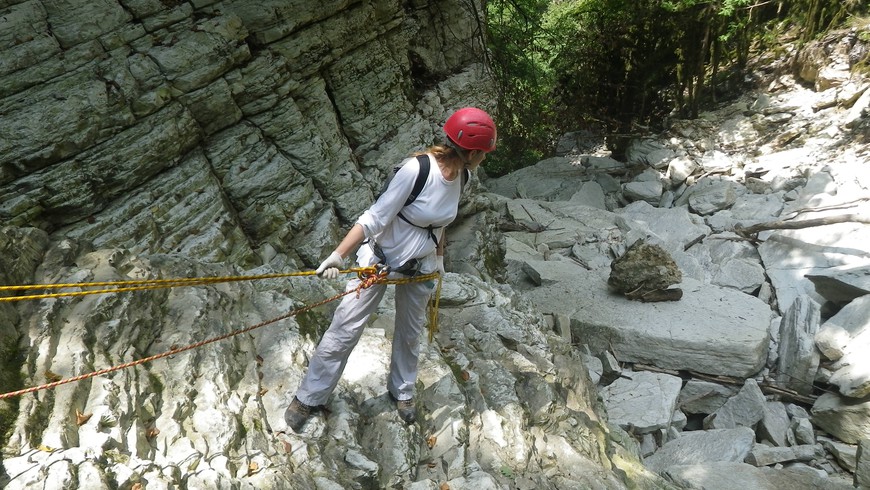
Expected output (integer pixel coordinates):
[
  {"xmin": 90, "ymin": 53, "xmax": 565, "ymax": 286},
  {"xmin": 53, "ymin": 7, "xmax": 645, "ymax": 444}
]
[{"xmin": 285, "ymin": 107, "xmax": 497, "ymax": 431}]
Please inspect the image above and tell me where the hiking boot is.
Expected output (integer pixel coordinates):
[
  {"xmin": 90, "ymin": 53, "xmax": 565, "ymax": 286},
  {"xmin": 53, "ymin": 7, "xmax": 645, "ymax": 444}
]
[
  {"xmin": 284, "ymin": 397, "xmax": 313, "ymax": 432},
  {"xmin": 390, "ymin": 393, "xmax": 416, "ymax": 424}
]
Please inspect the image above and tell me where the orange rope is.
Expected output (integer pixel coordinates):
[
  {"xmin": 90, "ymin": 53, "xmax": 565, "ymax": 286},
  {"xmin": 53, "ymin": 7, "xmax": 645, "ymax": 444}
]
[
  {"xmin": 0, "ymin": 267, "xmax": 443, "ymax": 400},
  {"xmin": 0, "ymin": 270, "xmax": 388, "ymax": 400}
]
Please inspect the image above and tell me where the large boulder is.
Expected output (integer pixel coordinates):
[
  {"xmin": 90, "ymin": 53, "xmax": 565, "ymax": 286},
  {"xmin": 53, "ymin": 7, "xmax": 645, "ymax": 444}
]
[{"xmin": 522, "ymin": 264, "xmax": 771, "ymax": 378}]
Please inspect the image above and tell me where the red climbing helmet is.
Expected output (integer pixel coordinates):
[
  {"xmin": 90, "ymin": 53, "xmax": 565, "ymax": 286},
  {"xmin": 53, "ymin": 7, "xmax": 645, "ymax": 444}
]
[{"xmin": 443, "ymin": 107, "xmax": 497, "ymax": 152}]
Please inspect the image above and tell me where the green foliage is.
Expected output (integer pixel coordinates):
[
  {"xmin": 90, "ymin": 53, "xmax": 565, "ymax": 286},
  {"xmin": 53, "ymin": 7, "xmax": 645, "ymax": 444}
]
[
  {"xmin": 485, "ymin": 0, "xmax": 557, "ymax": 175},
  {"xmin": 485, "ymin": 0, "xmax": 868, "ymax": 173}
]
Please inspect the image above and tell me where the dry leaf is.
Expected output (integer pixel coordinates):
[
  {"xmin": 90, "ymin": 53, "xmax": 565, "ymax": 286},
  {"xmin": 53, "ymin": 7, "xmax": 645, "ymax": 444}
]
[
  {"xmin": 460, "ymin": 370, "xmax": 470, "ymax": 381},
  {"xmin": 440, "ymin": 483, "xmax": 450, "ymax": 490},
  {"xmin": 426, "ymin": 435, "xmax": 437, "ymax": 449},
  {"xmin": 247, "ymin": 461, "xmax": 259, "ymax": 476},
  {"xmin": 146, "ymin": 427, "xmax": 160, "ymax": 439},
  {"xmin": 45, "ymin": 370, "xmax": 62, "ymax": 383},
  {"xmin": 75, "ymin": 409, "xmax": 92, "ymax": 426},
  {"xmin": 258, "ymin": 387, "xmax": 269, "ymax": 397},
  {"xmin": 282, "ymin": 440, "xmax": 292, "ymax": 453},
  {"xmin": 131, "ymin": 483, "xmax": 143, "ymax": 490}
]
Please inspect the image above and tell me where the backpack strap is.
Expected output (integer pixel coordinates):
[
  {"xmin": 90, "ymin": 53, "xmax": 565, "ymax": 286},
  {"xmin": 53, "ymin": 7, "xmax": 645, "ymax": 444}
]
[
  {"xmin": 396, "ymin": 154, "xmax": 467, "ymax": 247},
  {"xmin": 404, "ymin": 154, "xmax": 430, "ymax": 206}
]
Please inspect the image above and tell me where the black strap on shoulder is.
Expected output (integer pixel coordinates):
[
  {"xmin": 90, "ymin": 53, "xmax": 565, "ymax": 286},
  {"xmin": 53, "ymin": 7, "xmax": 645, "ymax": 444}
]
[
  {"xmin": 404, "ymin": 154, "xmax": 430, "ymax": 206},
  {"xmin": 396, "ymin": 154, "xmax": 468, "ymax": 248}
]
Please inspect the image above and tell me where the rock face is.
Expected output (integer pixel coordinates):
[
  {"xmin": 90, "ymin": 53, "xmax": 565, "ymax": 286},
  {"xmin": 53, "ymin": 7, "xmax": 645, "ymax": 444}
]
[{"xmin": 1, "ymin": 0, "xmax": 489, "ymax": 268}]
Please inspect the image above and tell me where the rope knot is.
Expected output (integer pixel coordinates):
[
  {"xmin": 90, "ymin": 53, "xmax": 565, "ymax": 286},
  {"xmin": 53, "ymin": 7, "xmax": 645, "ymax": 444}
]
[{"xmin": 355, "ymin": 266, "xmax": 388, "ymax": 297}]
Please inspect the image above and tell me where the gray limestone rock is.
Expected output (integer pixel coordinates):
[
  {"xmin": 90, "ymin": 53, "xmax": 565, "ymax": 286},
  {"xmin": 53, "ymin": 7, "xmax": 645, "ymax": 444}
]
[
  {"xmin": 625, "ymin": 139, "xmax": 671, "ymax": 167},
  {"xmin": 820, "ymin": 437, "xmax": 858, "ymax": 472},
  {"xmin": 616, "ymin": 200, "xmax": 711, "ymax": 249},
  {"xmin": 807, "ymin": 265, "xmax": 870, "ymax": 305},
  {"xmin": 697, "ymin": 150, "xmax": 735, "ymax": 174},
  {"xmin": 677, "ymin": 380, "xmax": 738, "ymax": 415},
  {"xmin": 485, "ymin": 157, "xmax": 589, "ymax": 201},
  {"xmin": 688, "ymin": 180, "xmax": 738, "ymax": 215},
  {"xmin": 815, "ymin": 295, "xmax": 870, "ymax": 361},
  {"xmin": 524, "ymin": 264, "xmax": 771, "ymax": 377},
  {"xmin": 758, "ymin": 401, "xmax": 791, "ymax": 447},
  {"xmin": 856, "ymin": 439, "xmax": 870, "ymax": 489},
  {"xmin": 791, "ymin": 417, "xmax": 817, "ymax": 445},
  {"xmin": 745, "ymin": 444, "xmax": 824, "ymax": 466},
  {"xmin": 622, "ymin": 180, "xmax": 664, "ymax": 205},
  {"xmin": 825, "ymin": 297, "xmax": 870, "ymax": 398},
  {"xmin": 703, "ymin": 378, "xmax": 766, "ymax": 430},
  {"xmin": 569, "ymin": 181, "xmax": 607, "ymax": 209},
  {"xmin": 601, "ymin": 371, "xmax": 683, "ymax": 434},
  {"xmin": 729, "ymin": 192, "xmax": 785, "ymax": 223},
  {"xmin": 667, "ymin": 156, "xmax": 699, "ymax": 185},
  {"xmin": 643, "ymin": 427, "xmax": 756, "ymax": 473},
  {"xmin": 2, "ymin": 3, "xmax": 868, "ymax": 487},
  {"xmin": 712, "ymin": 257, "xmax": 766, "ymax": 294},
  {"xmin": 758, "ymin": 215, "xmax": 870, "ymax": 317},
  {"xmin": 776, "ymin": 295, "xmax": 821, "ymax": 395},
  {"xmin": 664, "ymin": 461, "xmax": 854, "ymax": 490},
  {"xmin": 812, "ymin": 392, "xmax": 870, "ymax": 444}
]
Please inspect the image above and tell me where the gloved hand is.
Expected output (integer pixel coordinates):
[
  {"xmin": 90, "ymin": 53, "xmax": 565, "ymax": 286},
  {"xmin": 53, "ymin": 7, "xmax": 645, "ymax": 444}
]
[
  {"xmin": 316, "ymin": 251, "xmax": 344, "ymax": 280},
  {"xmin": 435, "ymin": 255, "xmax": 445, "ymax": 276}
]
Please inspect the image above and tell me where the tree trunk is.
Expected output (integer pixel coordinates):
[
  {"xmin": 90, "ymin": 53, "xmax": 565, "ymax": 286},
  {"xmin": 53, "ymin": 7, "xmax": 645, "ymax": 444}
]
[{"xmin": 691, "ymin": 7, "xmax": 713, "ymax": 118}]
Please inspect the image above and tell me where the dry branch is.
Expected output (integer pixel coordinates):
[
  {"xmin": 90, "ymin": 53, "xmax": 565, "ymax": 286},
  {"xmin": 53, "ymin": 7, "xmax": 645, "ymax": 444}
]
[{"xmin": 735, "ymin": 213, "xmax": 870, "ymax": 237}]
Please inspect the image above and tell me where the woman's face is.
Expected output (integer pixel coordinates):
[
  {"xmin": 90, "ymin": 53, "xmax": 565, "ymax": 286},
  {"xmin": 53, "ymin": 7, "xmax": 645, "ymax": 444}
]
[{"xmin": 466, "ymin": 150, "xmax": 487, "ymax": 170}]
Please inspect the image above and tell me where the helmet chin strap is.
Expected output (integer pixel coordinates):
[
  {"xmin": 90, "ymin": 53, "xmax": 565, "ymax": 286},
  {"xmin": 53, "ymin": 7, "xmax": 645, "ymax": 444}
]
[{"xmin": 446, "ymin": 140, "xmax": 472, "ymax": 165}]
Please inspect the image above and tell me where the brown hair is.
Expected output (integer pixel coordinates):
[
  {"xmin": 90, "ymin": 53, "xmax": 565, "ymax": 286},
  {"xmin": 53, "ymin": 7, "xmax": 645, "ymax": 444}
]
[{"xmin": 413, "ymin": 144, "xmax": 467, "ymax": 171}]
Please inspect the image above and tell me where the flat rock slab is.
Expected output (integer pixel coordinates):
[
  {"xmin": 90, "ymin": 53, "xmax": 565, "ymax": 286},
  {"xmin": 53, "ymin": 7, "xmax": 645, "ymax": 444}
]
[
  {"xmin": 601, "ymin": 371, "xmax": 683, "ymax": 434},
  {"xmin": 643, "ymin": 427, "xmax": 756, "ymax": 473},
  {"xmin": 664, "ymin": 462, "xmax": 854, "ymax": 490},
  {"xmin": 522, "ymin": 261, "xmax": 772, "ymax": 377}
]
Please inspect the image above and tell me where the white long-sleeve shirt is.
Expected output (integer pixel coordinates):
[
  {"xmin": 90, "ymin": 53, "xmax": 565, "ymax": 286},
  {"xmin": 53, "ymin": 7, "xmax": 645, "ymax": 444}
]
[{"xmin": 356, "ymin": 154, "xmax": 462, "ymax": 273}]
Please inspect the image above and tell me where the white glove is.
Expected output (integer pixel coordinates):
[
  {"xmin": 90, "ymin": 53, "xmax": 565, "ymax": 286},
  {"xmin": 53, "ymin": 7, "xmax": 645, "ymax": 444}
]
[
  {"xmin": 436, "ymin": 255, "xmax": 445, "ymax": 275},
  {"xmin": 316, "ymin": 251, "xmax": 344, "ymax": 280}
]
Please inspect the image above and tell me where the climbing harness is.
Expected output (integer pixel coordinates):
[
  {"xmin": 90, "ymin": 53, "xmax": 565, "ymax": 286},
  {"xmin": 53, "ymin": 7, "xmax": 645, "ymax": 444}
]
[
  {"xmin": 0, "ymin": 266, "xmax": 443, "ymax": 400},
  {"xmin": 366, "ymin": 240, "xmax": 426, "ymax": 277}
]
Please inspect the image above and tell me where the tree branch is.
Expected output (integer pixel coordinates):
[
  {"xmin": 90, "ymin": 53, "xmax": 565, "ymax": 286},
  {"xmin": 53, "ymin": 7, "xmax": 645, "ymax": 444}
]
[{"xmin": 735, "ymin": 214, "xmax": 870, "ymax": 237}]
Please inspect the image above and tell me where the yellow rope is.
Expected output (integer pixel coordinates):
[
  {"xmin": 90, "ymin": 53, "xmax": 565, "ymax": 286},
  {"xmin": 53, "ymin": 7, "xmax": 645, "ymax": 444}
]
[
  {"xmin": 0, "ymin": 269, "xmax": 371, "ymax": 302},
  {"xmin": 0, "ymin": 268, "xmax": 445, "ymax": 399},
  {"xmin": 428, "ymin": 275, "xmax": 443, "ymax": 342},
  {"xmin": 0, "ymin": 272, "xmax": 312, "ymax": 291}
]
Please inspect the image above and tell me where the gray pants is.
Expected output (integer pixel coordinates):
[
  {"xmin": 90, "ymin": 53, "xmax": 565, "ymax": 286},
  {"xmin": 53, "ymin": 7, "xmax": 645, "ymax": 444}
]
[{"xmin": 294, "ymin": 276, "xmax": 435, "ymax": 406}]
